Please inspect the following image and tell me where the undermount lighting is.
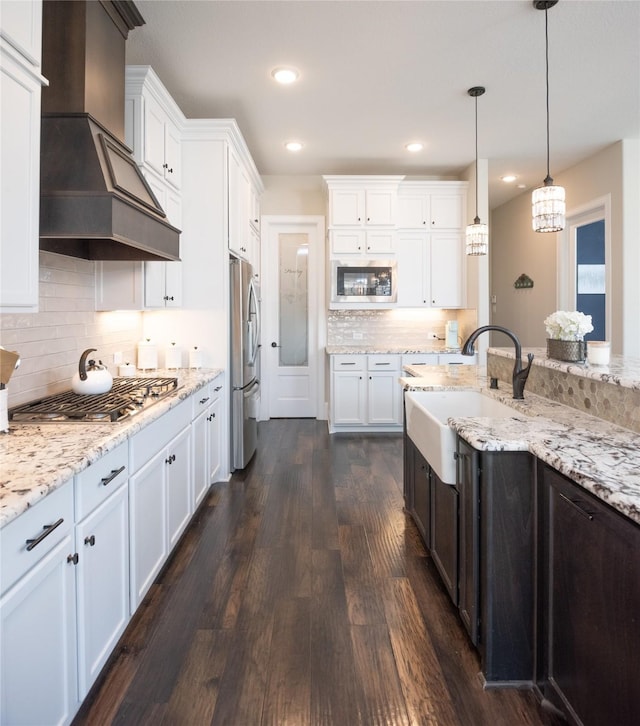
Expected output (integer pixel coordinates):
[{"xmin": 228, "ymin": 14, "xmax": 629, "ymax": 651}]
[
  {"xmin": 532, "ymin": 0, "xmax": 565, "ymax": 233},
  {"xmin": 465, "ymin": 86, "xmax": 488, "ymax": 256},
  {"xmin": 285, "ymin": 141, "xmax": 303, "ymax": 152},
  {"xmin": 501, "ymin": 174, "xmax": 517, "ymax": 183},
  {"xmin": 271, "ymin": 67, "xmax": 299, "ymax": 84},
  {"xmin": 405, "ymin": 142, "xmax": 423, "ymax": 152}
]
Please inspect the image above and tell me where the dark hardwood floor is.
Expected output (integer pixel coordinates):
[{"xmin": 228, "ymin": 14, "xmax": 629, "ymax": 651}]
[{"xmin": 74, "ymin": 419, "xmax": 562, "ymax": 726}]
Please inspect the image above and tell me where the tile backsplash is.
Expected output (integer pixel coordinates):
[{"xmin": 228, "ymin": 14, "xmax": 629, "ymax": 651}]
[
  {"xmin": 327, "ymin": 308, "xmax": 478, "ymax": 348},
  {"xmin": 0, "ymin": 252, "xmax": 142, "ymax": 406}
]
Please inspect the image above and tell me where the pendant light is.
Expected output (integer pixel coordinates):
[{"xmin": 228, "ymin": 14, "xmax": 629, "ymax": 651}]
[
  {"xmin": 465, "ymin": 86, "xmax": 488, "ymax": 256},
  {"xmin": 532, "ymin": 0, "xmax": 565, "ymax": 232}
]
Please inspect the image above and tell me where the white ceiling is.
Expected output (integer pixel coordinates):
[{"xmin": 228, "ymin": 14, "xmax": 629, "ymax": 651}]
[{"xmin": 125, "ymin": 0, "xmax": 640, "ymax": 209}]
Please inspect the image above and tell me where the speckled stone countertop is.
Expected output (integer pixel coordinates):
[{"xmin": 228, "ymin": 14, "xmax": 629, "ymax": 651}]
[
  {"xmin": 0, "ymin": 368, "xmax": 222, "ymax": 529},
  {"xmin": 401, "ymin": 362, "xmax": 640, "ymax": 525},
  {"xmin": 490, "ymin": 346, "xmax": 640, "ymax": 390},
  {"xmin": 326, "ymin": 345, "xmax": 462, "ymax": 355}
]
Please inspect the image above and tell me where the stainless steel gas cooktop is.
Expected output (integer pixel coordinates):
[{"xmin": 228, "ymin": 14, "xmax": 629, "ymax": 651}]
[{"xmin": 9, "ymin": 377, "xmax": 179, "ymax": 423}]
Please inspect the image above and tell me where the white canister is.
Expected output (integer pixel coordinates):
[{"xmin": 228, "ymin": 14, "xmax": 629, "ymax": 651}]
[
  {"xmin": 189, "ymin": 346, "xmax": 203, "ymax": 369},
  {"xmin": 165, "ymin": 343, "xmax": 182, "ymax": 369},
  {"xmin": 137, "ymin": 339, "xmax": 158, "ymax": 370},
  {"xmin": 118, "ymin": 362, "xmax": 136, "ymax": 377},
  {"xmin": 587, "ymin": 340, "xmax": 611, "ymax": 366}
]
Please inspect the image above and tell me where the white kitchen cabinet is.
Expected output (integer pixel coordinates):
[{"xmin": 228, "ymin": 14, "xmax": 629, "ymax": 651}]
[
  {"xmin": 228, "ymin": 143, "xmax": 262, "ymax": 269},
  {"xmin": 397, "ymin": 182, "xmax": 467, "ymax": 230},
  {"xmin": 144, "ymin": 260, "xmax": 182, "ymax": 308},
  {"xmin": 327, "ymin": 184, "xmax": 398, "ymax": 227},
  {"xmin": 127, "ymin": 70, "xmax": 182, "ymax": 191},
  {"xmin": 0, "ymin": 0, "xmax": 46, "ymax": 312},
  {"xmin": 330, "ymin": 354, "xmax": 402, "ymax": 431},
  {"xmin": 75, "ymin": 483, "xmax": 129, "ymax": 698},
  {"xmin": 0, "ymin": 479, "xmax": 78, "ymax": 726},
  {"xmin": 129, "ymin": 398, "xmax": 192, "ymax": 610},
  {"xmin": 397, "ymin": 232, "xmax": 464, "ymax": 308},
  {"xmin": 192, "ymin": 381, "xmax": 223, "ymax": 508}
]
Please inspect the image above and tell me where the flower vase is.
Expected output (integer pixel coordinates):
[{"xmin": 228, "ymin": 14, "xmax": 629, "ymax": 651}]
[{"xmin": 546, "ymin": 339, "xmax": 587, "ymax": 362}]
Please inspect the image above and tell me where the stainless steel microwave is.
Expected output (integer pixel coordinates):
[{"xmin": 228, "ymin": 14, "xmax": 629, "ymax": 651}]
[{"xmin": 331, "ymin": 260, "xmax": 397, "ymax": 303}]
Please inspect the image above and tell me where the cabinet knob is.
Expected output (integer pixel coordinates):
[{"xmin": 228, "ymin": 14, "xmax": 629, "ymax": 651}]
[
  {"xmin": 67, "ymin": 553, "xmax": 79, "ymax": 565},
  {"xmin": 165, "ymin": 453, "xmax": 176, "ymax": 465},
  {"xmin": 84, "ymin": 535, "xmax": 96, "ymax": 547}
]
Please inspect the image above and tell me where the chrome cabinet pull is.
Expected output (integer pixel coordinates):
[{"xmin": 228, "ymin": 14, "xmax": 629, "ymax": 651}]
[
  {"xmin": 374, "ymin": 362, "xmax": 390, "ymax": 366},
  {"xmin": 101, "ymin": 466, "xmax": 125, "ymax": 487},
  {"xmin": 25, "ymin": 518, "xmax": 64, "ymax": 551},
  {"xmin": 558, "ymin": 492, "xmax": 594, "ymax": 521}
]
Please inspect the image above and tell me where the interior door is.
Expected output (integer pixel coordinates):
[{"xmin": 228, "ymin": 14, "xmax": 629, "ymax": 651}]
[{"xmin": 264, "ymin": 217, "xmax": 323, "ymax": 418}]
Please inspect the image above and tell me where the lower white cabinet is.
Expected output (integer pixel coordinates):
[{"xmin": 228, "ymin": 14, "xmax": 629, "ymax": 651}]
[
  {"xmin": 192, "ymin": 382, "xmax": 223, "ymax": 508},
  {"xmin": 75, "ymin": 483, "xmax": 129, "ymax": 698},
  {"xmin": 330, "ymin": 354, "xmax": 402, "ymax": 431},
  {"xmin": 129, "ymin": 414, "xmax": 191, "ymax": 610},
  {"xmin": 0, "ymin": 480, "xmax": 78, "ymax": 726}
]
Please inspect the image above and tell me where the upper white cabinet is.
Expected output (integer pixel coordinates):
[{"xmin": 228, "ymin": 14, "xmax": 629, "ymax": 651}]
[
  {"xmin": 0, "ymin": 0, "xmax": 47, "ymax": 312},
  {"xmin": 397, "ymin": 182, "xmax": 466, "ymax": 229},
  {"xmin": 140, "ymin": 92, "xmax": 182, "ymax": 190},
  {"xmin": 228, "ymin": 142, "xmax": 262, "ymax": 269}
]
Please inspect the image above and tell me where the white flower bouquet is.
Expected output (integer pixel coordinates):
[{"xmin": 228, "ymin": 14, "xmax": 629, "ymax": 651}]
[{"xmin": 544, "ymin": 310, "xmax": 593, "ymax": 341}]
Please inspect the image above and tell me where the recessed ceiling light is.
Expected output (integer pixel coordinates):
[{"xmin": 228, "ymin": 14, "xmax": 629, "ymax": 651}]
[
  {"xmin": 285, "ymin": 141, "xmax": 303, "ymax": 152},
  {"xmin": 501, "ymin": 174, "xmax": 518, "ymax": 183},
  {"xmin": 405, "ymin": 142, "xmax": 423, "ymax": 152},
  {"xmin": 272, "ymin": 67, "xmax": 299, "ymax": 84},
  {"xmin": 517, "ymin": 183, "xmax": 527, "ymax": 189}
]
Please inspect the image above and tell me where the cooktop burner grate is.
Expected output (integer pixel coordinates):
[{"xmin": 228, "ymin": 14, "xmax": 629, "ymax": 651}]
[{"xmin": 9, "ymin": 377, "xmax": 179, "ymax": 423}]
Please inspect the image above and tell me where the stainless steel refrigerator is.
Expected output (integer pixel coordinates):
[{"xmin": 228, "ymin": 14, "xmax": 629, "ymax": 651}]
[{"xmin": 230, "ymin": 257, "xmax": 260, "ymax": 469}]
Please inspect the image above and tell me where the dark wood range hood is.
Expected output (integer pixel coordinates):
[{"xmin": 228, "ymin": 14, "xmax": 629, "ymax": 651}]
[{"xmin": 39, "ymin": 0, "xmax": 180, "ymax": 262}]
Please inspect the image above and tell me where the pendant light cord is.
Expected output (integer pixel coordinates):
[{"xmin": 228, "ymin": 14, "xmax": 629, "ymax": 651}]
[
  {"xmin": 474, "ymin": 93, "xmax": 479, "ymax": 222},
  {"xmin": 544, "ymin": 5, "xmax": 552, "ymax": 183}
]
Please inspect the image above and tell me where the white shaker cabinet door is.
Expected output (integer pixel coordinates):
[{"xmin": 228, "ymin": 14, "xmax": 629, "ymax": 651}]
[
  {"xmin": 166, "ymin": 426, "xmax": 192, "ymax": 551},
  {"xmin": 0, "ymin": 535, "xmax": 78, "ymax": 726}
]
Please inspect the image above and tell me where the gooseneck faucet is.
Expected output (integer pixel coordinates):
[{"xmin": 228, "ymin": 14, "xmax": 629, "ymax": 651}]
[{"xmin": 461, "ymin": 325, "xmax": 534, "ymax": 400}]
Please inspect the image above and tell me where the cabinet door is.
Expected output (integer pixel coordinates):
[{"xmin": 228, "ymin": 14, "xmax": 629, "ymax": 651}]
[
  {"xmin": 143, "ymin": 93, "xmax": 167, "ymax": 179},
  {"xmin": 430, "ymin": 193, "xmax": 464, "ymax": 229},
  {"xmin": 330, "ymin": 188, "xmax": 364, "ymax": 226},
  {"xmin": 364, "ymin": 189, "xmax": 395, "ymax": 225},
  {"xmin": 192, "ymin": 408, "xmax": 209, "ymax": 508},
  {"xmin": 367, "ymin": 372, "xmax": 401, "ymax": 424},
  {"xmin": 167, "ymin": 427, "xmax": 192, "ymax": 551},
  {"xmin": 543, "ymin": 466, "xmax": 640, "ymax": 726},
  {"xmin": 411, "ymin": 446, "xmax": 430, "ymax": 546},
  {"xmin": 228, "ymin": 145, "xmax": 250, "ymax": 259},
  {"xmin": 129, "ymin": 450, "xmax": 168, "ymax": 610},
  {"xmin": 207, "ymin": 395, "xmax": 222, "ymax": 486},
  {"xmin": 430, "ymin": 233, "xmax": 463, "ymax": 308},
  {"xmin": 397, "ymin": 193, "xmax": 430, "ymax": 228},
  {"xmin": 75, "ymin": 484, "xmax": 129, "ymax": 698},
  {"xmin": 430, "ymin": 473, "xmax": 458, "ymax": 604},
  {"xmin": 143, "ymin": 261, "xmax": 182, "ymax": 309},
  {"xmin": 331, "ymin": 372, "xmax": 366, "ymax": 425},
  {"xmin": 164, "ymin": 118, "xmax": 182, "ymax": 189},
  {"xmin": 457, "ymin": 439, "xmax": 479, "ymax": 645},
  {"xmin": 365, "ymin": 230, "xmax": 395, "ymax": 254},
  {"xmin": 396, "ymin": 233, "xmax": 428, "ymax": 307},
  {"xmin": 0, "ymin": 535, "xmax": 78, "ymax": 726},
  {"xmin": 330, "ymin": 229, "xmax": 365, "ymax": 255},
  {"xmin": 0, "ymin": 54, "xmax": 41, "ymax": 310}
]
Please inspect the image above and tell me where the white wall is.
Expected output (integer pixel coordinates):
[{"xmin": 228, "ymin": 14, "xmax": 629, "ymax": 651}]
[
  {"xmin": 490, "ymin": 141, "xmax": 637, "ymax": 353},
  {"xmin": 261, "ymin": 175, "xmax": 326, "ymax": 216}
]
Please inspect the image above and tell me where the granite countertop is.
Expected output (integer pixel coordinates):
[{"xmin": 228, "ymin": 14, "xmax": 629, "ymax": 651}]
[
  {"xmin": 326, "ymin": 345, "xmax": 463, "ymax": 355},
  {"xmin": 401, "ymin": 362, "xmax": 640, "ymax": 525},
  {"xmin": 0, "ymin": 368, "xmax": 223, "ymax": 529}
]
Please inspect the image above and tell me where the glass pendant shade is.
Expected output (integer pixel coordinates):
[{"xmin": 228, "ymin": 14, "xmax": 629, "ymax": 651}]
[
  {"xmin": 532, "ymin": 181, "xmax": 565, "ymax": 232},
  {"xmin": 465, "ymin": 219, "xmax": 489, "ymax": 256}
]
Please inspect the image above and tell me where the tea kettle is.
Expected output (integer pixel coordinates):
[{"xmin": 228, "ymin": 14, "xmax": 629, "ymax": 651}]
[{"xmin": 72, "ymin": 348, "xmax": 113, "ymax": 395}]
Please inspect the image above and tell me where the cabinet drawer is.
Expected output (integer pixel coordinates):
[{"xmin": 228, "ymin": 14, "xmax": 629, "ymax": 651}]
[
  {"xmin": 129, "ymin": 397, "xmax": 191, "ymax": 472},
  {"xmin": 367, "ymin": 354, "xmax": 400, "ymax": 371},
  {"xmin": 439, "ymin": 353, "xmax": 476, "ymax": 365},
  {"xmin": 191, "ymin": 383, "xmax": 213, "ymax": 419},
  {"xmin": 402, "ymin": 353, "xmax": 439, "ymax": 367},
  {"xmin": 1, "ymin": 480, "xmax": 74, "ymax": 595},
  {"xmin": 332, "ymin": 355, "xmax": 365, "ymax": 371},
  {"xmin": 75, "ymin": 441, "xmax": 128, "ymax": 521}
]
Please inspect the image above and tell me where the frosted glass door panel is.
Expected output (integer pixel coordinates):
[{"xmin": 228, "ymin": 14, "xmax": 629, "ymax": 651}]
[{"xmin": 279, "ymin": 233, "xmax": 309, "ymax": 366}]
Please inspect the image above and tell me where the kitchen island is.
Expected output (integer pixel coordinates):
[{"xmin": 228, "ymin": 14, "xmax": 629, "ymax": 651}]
[{"xmin": 401, "ymin": 350, "xmax": 640, "ymax": 726}]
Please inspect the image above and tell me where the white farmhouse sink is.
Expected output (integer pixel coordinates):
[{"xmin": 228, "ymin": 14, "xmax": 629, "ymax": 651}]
[{"xmin": 405, "ymin": 390, "xmax": 518, "ymax": 485}]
